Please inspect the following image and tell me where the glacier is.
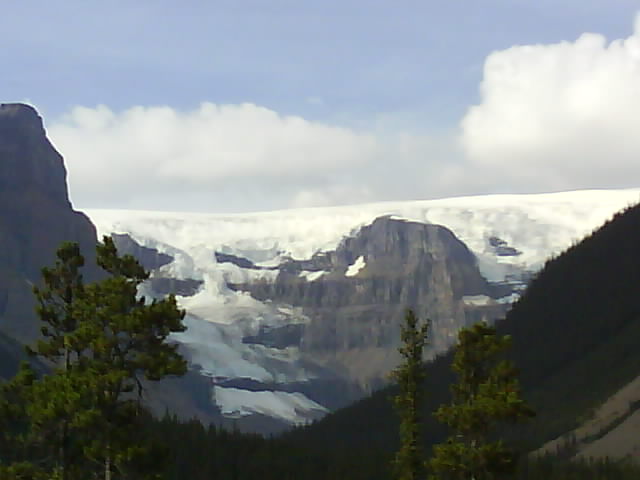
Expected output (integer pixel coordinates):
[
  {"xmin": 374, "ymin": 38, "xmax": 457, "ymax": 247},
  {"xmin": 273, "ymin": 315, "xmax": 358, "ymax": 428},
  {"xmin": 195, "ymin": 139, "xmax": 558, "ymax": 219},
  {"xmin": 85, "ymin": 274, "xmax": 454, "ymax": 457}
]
[{"xmin": 83, "ymin": 188, "xmax": 640, "ymax": 425}]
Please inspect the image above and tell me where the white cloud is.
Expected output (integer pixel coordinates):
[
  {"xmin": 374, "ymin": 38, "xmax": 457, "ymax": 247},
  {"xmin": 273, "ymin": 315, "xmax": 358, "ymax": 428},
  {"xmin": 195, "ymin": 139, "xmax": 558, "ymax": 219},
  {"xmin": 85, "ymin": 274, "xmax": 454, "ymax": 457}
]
[
  {"xmin": 290, "ymin": 184, "xmax": 373, "ymax": 209},
  {"xmin": 460, "ymin": 14, "xmax": 640, "ymax": 190},
  {"xmin": 49, "ymin": 103, "xmax": 380, "ymax": 210},
  {"xmin": 47, "ymin": 14, "xmax": 640, "ymax": 213}
]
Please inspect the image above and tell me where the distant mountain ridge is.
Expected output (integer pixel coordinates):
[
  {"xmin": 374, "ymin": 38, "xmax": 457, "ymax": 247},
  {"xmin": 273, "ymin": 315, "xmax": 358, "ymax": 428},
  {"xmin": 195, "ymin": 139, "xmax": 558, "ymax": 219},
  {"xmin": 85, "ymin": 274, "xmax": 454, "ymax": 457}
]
[{"xmin": 84, "ymin": 188, "xmax": 640, "ymax": 429}]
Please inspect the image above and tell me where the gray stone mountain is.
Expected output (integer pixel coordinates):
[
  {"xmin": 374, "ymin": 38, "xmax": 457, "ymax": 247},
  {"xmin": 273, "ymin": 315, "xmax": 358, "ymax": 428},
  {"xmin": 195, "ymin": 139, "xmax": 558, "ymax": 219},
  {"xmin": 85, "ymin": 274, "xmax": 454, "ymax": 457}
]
[
  {"xmin": 87, "ymin": 189, "xmax": 640, "ymax": 430},
  {"xmin": 228, "ymin": 216, "xmax": 512, "ymax": 392},
  {"xmin": 109, "ymin": 215, "xmax": 513, "ymax": 430},
  {"xmin": 0, "ymin": 103, "xmax": 100, "ymax": 344}
]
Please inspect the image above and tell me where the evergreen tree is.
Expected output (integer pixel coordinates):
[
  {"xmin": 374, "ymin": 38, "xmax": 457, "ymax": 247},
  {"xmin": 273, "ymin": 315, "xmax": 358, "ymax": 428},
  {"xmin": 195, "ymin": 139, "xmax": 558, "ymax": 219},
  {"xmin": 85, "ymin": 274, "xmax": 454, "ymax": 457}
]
[
  {"xmin": 0, "ymin": 237, "xmax": 187, "ymax": 480},
  {"xmin": 75, "ymin": 236, "xmax": 187, "ymax": 479},
  {"xmin": 390, "ymin": 309, "xmax": 429, "ymax": 480},
  {"xmin": 28, "ymin": 242, "xmax": 87, "ymax": 479},
  {"xmin": 31, "ymin": 242, "xmax": 86, "ymax": 370},
  {"xmin": 0, "ymin": 362, "xmax": 38, "ymax": 469},
  {"xmin": 429, "ymin": 322, "xmax": 534, "ymax": 480}
]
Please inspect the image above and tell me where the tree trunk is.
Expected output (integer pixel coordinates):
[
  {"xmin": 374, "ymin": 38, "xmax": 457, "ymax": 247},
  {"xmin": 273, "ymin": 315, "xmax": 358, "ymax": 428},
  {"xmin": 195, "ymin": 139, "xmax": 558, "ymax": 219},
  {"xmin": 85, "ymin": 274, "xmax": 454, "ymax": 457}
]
[{"xmin": 105, "ymin": 447, "xmax": 112, "ymax": 480}]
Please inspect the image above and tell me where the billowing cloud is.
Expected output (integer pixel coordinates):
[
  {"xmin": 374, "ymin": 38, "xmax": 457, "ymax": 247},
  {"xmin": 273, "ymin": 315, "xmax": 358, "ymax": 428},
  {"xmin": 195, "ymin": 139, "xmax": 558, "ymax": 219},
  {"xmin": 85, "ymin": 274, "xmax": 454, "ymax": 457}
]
[
  {"xmin": 49, "ymin": 103, "xmax": 381, "ymax": 210},
  {"xmin": 461, "ymin": 14, "xmax": 640, "ymax": 190}
]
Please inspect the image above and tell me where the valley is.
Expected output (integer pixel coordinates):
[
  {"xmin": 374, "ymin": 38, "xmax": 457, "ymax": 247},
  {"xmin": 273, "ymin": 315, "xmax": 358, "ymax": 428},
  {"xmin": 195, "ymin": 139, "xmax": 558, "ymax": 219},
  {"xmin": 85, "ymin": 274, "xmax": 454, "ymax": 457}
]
[{"xmin": 2, "ymin": 102, "xmax": 640, "ymax": 478}]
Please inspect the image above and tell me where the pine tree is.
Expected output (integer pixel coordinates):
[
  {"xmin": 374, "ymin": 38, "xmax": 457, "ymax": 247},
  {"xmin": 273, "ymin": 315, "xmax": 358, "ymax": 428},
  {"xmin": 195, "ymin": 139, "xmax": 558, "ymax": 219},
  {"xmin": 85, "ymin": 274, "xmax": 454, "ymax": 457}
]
[
  {"xmin": 31, "ymin": 242, "xmax": 86, "ymax": 370},
  {"xmin": 0, "ymin": 362, "xmax": 37, "ymax": 468},
  {"xmin": 390, "ymin": 309, "xmax": 430, "ymax": 480},
  {"xmin": 429, "ymin": 322, "xmax": 534, "ymax": 480},
  {"xmin": 28, "ymin": 242, "xmax": 87, "ymax": 479},
  {"xmin": 75, "ymin": 236, "xmax": 187, "ymax": 479},
  {"xmin": 4, "ymin": 237, "xmax": 188, "ymax": 479}
]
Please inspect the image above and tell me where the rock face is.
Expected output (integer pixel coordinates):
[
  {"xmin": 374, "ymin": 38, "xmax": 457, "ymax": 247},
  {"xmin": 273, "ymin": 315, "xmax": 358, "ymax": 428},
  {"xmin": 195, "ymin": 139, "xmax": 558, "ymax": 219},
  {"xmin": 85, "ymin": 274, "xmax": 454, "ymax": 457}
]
[
  {"xmin": 0, "ymin": 103, "xmax": 99, "ymax": 342},
  {"xmin": 234, "ymin": 216, "xmax": 510, "ymax": 390}
]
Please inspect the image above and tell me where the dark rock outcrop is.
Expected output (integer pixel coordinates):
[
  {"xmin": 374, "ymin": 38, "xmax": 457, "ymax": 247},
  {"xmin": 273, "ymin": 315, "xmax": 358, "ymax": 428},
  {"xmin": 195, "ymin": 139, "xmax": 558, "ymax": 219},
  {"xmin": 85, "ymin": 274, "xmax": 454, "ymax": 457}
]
[
  {"xmin": 0, "ymin": 103, "xmax": 100, "ymax": 343},
  {"xmin": 489, "ymin": 236, "xmax": 522, "ymax": 257},
  {"xmin": 216, "ymin": 252, "xmax": 261, "ymax": 270},
  {"xmin": 112, "ymin": 233, "xmax": 173, "ymax": 271}
]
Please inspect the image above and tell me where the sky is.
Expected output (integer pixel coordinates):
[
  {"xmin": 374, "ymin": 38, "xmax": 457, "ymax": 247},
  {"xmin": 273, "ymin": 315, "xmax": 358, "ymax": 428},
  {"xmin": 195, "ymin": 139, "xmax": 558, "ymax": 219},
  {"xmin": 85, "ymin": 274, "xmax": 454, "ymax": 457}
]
[{"xmin": 3, "ymin": 1, "xmax": 640, "ymax": 213}]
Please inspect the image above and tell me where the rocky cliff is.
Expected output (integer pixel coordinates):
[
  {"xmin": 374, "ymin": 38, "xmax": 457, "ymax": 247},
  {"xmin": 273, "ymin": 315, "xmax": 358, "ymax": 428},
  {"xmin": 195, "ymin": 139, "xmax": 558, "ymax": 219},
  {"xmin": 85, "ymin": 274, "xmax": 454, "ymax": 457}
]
[
  {"xmin": 232, "ymin": 216, "xmax": 511, "ymax": 390},
  {"xmin": 0, "ymin": 103, "xmax": 99, "ymax": 342}
]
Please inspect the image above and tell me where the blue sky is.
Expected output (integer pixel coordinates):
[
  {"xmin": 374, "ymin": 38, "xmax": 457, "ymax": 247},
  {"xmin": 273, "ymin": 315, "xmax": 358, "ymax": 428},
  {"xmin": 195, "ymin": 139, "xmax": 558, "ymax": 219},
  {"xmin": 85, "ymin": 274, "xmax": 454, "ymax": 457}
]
[{"xmin": 3, "ymin": 1, "xmax": 640, "ymax": 212}]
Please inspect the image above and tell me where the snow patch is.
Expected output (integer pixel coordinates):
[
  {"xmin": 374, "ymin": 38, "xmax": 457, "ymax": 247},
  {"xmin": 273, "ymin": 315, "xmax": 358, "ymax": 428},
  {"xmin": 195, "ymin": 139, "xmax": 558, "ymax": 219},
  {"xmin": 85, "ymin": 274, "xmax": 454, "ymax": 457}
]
[
  {"xmin": 213, "ymin": 386, "xmax": 328, "ymax": 424},
  {"xmin": 345, "ymin": 256, "xmax": 366, "ymax": 277},
  {"xmin": 496, "ymin": 293, "xmax": 521, "ymax": 304},
  {"xmin": 462, "ymin": 295, "xmax": 493, "ymax": 306},
  {"xmin": 217, "ymin": 262, "xmax": 279, "ymax": 284},
  {"xmin": 299, "ymin": 270, "xmax": 326, "ymax": 282}
]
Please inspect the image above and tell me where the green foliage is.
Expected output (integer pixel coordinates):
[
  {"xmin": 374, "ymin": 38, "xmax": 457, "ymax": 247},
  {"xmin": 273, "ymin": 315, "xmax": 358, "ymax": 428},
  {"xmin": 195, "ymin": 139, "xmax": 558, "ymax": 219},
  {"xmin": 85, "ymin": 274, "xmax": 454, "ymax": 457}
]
[
  {"xmin": 0, "ymin": 461, "xmax": 53, "ymax": 480},
  {"xmin": 0, "ymin": 363, "xmax": 37, "ymax": 467},
  {"xmin": 390, "ymin": 309, "xmax": 429, "ymax": 480},
  {"xmin": 0, "ymin": 237, "xmax": 187, "ymax": 479},
  {"xmin": 30, "ymin": 241, "xmax": 85, "ymax": 369},
  {"xmin": 429, "ymin": 322, "xmax": 534, "ymax": 479},
  {"xmin": 73, "ymin": 237, "xmax": 186, "ymax": 478}
]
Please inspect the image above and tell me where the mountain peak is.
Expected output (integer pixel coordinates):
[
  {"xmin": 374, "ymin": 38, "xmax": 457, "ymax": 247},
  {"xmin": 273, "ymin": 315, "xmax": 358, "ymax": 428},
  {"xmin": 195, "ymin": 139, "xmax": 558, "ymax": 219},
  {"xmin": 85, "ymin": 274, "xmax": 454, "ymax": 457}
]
[
  {"xmin": 0, "ymin": 103, "xmax": 44, "ymax": 131},
  {"xmin": 0, "ymin": 102, "xmax": 69, "ymax": 207}
]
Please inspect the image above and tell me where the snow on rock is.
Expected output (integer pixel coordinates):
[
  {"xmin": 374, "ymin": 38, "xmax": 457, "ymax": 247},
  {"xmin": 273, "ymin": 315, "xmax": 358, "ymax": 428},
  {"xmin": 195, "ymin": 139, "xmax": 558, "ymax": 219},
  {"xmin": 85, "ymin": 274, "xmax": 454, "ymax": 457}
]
[
  {"xmin": 462, "ymin": 295, "xmax": 493, "ymax": 306},
  {"xmin": 299, "ymin": 270, "xmax": 326, "ymax": 281},
  {"xmin": 217, "ymin": 261, "xmax": 279, "ymax": 284},
  {"xmin": 175, "ymin": 314, "xmax": 275, "ymax": 381},
  {"xmin": 213, "ymin": 386, "xmax": 328, "ymax": 424},
  {"xmin": 496, "ymin": 293, "xmax": 521, "ymax": 304},
  {"xmin": 345, "ymin": 255, "xmax": 366, "ymax": 277},
  {"xmin": 173, "ymin": 314, "xmax": 311, "ymax": 383},
  {"xmin": 86, "ymin": 188, "xmax": 640, "ymax": 283}
]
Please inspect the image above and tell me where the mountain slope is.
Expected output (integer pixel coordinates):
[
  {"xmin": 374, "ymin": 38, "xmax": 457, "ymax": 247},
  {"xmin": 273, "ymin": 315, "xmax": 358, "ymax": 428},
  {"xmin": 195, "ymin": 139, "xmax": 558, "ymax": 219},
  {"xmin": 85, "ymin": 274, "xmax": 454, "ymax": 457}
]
[{"xmin": 280, "ymin": 201, "xmax": 640, "ymax": 468}]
